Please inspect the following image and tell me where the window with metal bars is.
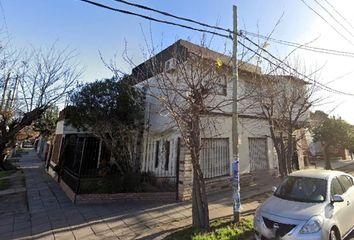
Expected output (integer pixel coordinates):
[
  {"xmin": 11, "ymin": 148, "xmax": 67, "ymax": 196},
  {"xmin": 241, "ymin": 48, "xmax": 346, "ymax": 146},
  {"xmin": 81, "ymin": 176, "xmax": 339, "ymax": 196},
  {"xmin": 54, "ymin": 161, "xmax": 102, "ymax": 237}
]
[{"xmin": 200, "ymin": 138, "xmax": 230, "ymax": 178}]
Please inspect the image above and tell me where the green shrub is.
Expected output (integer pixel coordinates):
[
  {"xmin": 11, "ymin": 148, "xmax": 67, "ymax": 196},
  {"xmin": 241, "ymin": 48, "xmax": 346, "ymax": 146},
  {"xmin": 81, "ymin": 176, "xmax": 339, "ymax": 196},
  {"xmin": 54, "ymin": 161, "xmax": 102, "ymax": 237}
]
[
  {"xmin": 122, "ymin": 172, "xmax": 141, "ymax": 192},
  {"xmin": 0, "ymin": 170, "xmax": 16, "ymax": 179},
  {"xmin": 140, "ymin": 171, "xmax": 157, "ymax": 185}
]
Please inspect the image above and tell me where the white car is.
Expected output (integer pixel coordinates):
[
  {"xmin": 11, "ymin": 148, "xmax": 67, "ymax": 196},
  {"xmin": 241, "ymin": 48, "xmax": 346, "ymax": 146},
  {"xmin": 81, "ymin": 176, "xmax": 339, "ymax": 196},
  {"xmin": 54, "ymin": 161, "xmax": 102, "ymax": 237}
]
[{"xmin": 254, "ymin": 169, "xmax": 354, "ymax": 240}]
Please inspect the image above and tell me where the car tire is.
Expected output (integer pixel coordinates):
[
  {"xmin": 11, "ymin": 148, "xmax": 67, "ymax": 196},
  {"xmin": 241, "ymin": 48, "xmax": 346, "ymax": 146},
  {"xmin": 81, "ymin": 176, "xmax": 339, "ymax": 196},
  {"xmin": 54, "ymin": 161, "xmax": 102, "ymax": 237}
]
[{"xmin": 329, "ymin": 228, "xmax": 341, "ymax": 240}]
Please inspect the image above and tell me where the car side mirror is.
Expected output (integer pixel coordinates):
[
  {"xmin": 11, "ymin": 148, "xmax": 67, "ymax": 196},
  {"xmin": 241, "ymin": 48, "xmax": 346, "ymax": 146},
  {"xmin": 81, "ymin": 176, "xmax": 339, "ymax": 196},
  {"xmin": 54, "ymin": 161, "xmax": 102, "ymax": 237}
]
[
  {"xmin": 331, "ymin": 194, "xmax": 344, "ymax": 204},
  {"xmin": 272, "ymin": 186, "xmax": 277, "ymax": 193}
]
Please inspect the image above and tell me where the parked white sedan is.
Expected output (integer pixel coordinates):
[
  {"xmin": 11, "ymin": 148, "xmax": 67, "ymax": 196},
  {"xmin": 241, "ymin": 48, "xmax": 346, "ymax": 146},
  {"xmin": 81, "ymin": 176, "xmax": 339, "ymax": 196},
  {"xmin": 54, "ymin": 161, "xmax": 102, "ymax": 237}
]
[{"xmin": 254, "ymin": 169, "xmax": 354, "ymax": 240}]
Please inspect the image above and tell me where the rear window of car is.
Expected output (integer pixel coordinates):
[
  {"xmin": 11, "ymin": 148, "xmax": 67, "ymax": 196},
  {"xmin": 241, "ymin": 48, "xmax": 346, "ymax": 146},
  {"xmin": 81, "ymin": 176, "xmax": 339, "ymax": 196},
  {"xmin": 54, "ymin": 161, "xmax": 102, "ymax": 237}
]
[{"xmin": 338, "ymin": 175, "xmax": 353, "ymax": 193}]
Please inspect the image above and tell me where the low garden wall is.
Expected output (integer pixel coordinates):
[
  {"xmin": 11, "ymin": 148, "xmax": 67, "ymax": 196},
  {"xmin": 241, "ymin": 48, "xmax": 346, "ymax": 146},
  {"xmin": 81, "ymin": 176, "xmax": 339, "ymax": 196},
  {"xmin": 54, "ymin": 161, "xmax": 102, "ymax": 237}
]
[
  {"xmin": 75, "ymin": 192, "xmax": 176, "ymax": 203},
  {"xmin": 59, "ymin": 181, "xmax": 176, "ymax": 204},
  {"xmin": 51, "ymin": 172, "xmax": 177, "ymax": 203}
]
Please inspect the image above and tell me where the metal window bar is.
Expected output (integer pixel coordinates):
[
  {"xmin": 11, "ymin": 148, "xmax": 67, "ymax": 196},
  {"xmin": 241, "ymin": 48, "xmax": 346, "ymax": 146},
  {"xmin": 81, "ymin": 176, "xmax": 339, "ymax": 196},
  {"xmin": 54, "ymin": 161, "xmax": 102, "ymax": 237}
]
[
  {"xmin": 200, "ymin": 138, "xmax": 230, "ymax": 179},
  {"xmin": 164, "ymin": 140, "xmax": 170, "ymax": 171},
  {"xmin": 155, "ymin": 140, "xmax": 160, "ymax": 168}
]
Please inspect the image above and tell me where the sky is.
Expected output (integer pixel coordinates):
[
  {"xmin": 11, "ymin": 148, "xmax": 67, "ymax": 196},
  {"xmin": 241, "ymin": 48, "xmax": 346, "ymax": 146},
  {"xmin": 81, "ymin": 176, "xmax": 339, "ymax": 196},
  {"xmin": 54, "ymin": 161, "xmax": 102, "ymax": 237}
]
[{"xmin": 1, "ymin": 0, "xmax": 354, "ymax": 123}]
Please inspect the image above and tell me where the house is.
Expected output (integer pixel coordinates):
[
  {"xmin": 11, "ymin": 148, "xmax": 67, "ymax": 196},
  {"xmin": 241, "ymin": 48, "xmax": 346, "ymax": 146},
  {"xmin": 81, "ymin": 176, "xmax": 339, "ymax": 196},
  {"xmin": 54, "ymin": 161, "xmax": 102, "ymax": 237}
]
[
  {"xmin": 48, "ymin": 40, "xmax": 310, "ymax": 202},
  {"xmin": 127, "ymin": 40, "xmax": 310, "ymax": 200},
  {"xmin": 47, "ymin": 108, "xmax": 111, "ymax": 194}
]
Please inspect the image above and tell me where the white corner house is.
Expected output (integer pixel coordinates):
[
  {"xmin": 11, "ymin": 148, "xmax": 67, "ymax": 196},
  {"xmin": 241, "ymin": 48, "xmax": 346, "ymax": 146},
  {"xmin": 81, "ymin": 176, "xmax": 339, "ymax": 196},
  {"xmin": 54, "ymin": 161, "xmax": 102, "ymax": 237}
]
[{"xmin": 122, "ymin": 40, "xmax": 309, "ymax": 200}]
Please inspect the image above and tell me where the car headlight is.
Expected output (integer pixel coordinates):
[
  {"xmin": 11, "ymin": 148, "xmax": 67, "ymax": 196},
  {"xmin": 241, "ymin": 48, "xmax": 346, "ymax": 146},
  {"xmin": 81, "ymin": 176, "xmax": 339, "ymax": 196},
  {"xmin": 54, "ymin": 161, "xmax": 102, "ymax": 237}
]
[{"xmin": 300, "ymin": 216, "xmax": 323, "ymax": 234}]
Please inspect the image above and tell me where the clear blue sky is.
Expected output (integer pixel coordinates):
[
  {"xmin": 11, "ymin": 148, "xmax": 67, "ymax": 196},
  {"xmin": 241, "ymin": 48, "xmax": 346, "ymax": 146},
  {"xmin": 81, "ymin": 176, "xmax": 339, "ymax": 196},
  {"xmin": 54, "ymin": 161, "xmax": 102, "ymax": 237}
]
[{"xmin": 1, "ymin": 0, "xmax": 354, "ymax": 123}]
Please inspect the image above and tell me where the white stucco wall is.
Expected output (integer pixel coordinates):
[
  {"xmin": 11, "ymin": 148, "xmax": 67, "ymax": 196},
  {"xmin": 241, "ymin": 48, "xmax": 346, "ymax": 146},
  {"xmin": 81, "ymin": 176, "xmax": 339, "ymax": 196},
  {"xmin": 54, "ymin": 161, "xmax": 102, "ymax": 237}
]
[{"xmin": 136, "ymin": 65, "xmax": 281, "ymax": 176}]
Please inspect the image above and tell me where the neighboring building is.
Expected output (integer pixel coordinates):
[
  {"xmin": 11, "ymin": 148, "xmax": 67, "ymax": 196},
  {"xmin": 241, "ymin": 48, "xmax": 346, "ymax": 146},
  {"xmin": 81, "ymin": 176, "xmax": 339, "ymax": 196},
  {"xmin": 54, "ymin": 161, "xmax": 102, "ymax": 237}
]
[
  {"xmin": 36, "ymin": 137, "xmax": 52, "ymax": 163},
  {"xmin": 47, "ymin": 109, "xmax": 110, "ymax": 193}
]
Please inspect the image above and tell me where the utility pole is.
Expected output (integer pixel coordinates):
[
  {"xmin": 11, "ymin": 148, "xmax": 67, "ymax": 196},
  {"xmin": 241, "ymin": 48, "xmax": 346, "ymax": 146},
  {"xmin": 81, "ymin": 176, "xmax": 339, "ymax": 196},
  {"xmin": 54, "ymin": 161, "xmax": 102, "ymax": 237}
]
[{"xmin": 232, "ymin": 5, "xmax": 241, "ymax": 223}]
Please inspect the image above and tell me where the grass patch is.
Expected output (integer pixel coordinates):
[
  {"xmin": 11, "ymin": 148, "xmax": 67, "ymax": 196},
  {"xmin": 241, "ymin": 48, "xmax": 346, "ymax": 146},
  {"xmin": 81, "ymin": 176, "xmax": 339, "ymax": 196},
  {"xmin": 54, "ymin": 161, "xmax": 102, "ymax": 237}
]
[
  {"xmin": 0, "ymin": 170, "xmax": 16, "ymax": 179},
  {"xmin": 0, "ymin": 179, "xmax": 10, "ymax": 191},
  {"xmin": 165, "ymin": 217, "xmax": 254, "ymax": 240}
]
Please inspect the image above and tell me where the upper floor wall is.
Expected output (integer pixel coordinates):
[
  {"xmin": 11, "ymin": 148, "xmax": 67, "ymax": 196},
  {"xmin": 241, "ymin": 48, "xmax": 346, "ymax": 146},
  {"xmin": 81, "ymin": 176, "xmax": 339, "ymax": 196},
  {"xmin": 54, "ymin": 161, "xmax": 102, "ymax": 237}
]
[{"xmin": 130, "ymin": 40, "xmax": 311, "ymax": 134}]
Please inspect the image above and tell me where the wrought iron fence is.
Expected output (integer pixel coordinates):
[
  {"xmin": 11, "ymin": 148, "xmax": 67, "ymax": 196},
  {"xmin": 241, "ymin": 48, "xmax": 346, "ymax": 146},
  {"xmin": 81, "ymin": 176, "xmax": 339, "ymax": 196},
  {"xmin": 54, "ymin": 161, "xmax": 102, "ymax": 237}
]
[{"xmin": 57, "ymin": 133, "xmax": 176, "ymax": 195}]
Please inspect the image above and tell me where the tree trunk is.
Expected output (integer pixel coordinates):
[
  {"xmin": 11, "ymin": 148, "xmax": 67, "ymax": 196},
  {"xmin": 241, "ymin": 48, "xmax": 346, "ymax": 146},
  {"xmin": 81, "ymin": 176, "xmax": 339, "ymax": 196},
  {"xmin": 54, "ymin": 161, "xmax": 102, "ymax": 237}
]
[
  {"xmin": 286, "ymin": 133, "xmax": 293, "ymax": 174},
  {"xmin": 324, "ymin": 145, "xmax": 332, "ymax": 170},
  {"xmin": 192, "ymin": 164, "xmax": 209, "ymax": 229},
  {"xmin": 274, "ymin": 139, "xmax": 285, "ymax": 177},
  {"xmin": 111, "ymin": 150, "xmax": 129, "ymax": 175},
  {"xmin": 268, "ymin": 124, "xmax": 286, "ymax": 177},
  {"xmin": 0, "ymin": 144, "xmax": 7, "ymax": 170},
  {"xmin": 189, "ymin": 105, "xmax": 209, "ymax": 229},
  {"xmin": 279, "ymin": 135, "xmax": 288, "ymax": 176}
]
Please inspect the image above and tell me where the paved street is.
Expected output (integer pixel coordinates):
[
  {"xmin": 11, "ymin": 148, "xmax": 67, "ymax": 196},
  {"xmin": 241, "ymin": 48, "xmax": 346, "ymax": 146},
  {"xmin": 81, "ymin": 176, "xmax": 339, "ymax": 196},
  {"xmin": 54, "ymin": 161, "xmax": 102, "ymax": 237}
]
[{"xmin": 1, "ymin": 151, "xmax": 354, "ymax": 239}]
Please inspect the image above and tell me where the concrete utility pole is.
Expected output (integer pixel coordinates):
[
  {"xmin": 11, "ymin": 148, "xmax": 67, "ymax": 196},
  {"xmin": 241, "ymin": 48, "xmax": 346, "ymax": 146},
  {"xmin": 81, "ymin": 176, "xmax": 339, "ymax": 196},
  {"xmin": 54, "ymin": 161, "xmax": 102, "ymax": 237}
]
[{"xmin": 232, "ymin": 5, "xmax": 241, "ymax": 223}]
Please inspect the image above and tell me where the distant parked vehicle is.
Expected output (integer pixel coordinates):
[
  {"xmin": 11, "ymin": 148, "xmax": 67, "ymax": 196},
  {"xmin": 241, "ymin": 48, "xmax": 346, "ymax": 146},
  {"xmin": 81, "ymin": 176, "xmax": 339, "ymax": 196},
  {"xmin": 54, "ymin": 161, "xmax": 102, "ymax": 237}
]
[{"xmin": 254, "ymin": 169, "xmax": 354, "ymax": 240}]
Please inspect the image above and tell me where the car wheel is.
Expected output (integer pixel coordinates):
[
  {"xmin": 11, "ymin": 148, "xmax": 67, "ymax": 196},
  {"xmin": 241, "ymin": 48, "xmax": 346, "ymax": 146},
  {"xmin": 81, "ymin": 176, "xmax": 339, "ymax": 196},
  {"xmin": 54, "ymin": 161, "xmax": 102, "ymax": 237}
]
[{"xmin": 329, "ymin": 229, "xmax": 341, "ymax": 240}]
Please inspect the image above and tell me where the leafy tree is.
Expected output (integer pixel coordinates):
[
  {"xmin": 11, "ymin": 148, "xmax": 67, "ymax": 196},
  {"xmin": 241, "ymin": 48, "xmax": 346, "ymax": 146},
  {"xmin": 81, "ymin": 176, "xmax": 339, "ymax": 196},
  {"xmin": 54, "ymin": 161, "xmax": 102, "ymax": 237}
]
[
  {"xmin": 67, "ymin": 77, "xmax": 143, "ymax": 175},
  {"xmin": 33, "ymin": 106, "xmax": 59, "ymax": 140},
  {"xmin": 312, "ymin": 117, "xmax": 354, "ymax": 169}
]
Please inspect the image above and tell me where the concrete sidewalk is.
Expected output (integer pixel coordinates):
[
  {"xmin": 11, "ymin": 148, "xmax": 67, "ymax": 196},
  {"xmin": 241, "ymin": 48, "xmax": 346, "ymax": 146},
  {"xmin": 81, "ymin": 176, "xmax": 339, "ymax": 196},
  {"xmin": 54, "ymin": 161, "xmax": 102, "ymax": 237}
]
[
  {"xmin": 0, "ymin": 151, "xmax": 279, "ymax": 239},
  {"xmin": 311, "ymin": 158, "xmax": 354, "ymax": 170}
]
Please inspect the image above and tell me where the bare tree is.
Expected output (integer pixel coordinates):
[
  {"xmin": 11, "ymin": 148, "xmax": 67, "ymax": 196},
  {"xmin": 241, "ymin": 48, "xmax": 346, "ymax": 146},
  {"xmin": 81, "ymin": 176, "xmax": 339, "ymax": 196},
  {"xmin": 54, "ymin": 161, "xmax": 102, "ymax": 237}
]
[
  {"xmin": 0, "ymin": 42, "xmax": 80, "ymax": 168},
  {"xmin": 110, "ymin": 38, "xmax": 260, "ymax": 228},
  {"xmin": 245, "ymin": 59, "xmax": 322, "ymax": 176},
  {"xmin": 146, "ymin": 42, "xmax": 231, "ymax": 228}
]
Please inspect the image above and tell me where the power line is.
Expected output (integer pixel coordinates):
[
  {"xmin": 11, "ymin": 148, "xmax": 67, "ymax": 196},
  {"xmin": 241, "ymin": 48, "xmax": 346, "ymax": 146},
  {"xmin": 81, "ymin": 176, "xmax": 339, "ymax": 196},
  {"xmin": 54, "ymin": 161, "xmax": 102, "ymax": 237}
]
[
  {"xmin": 105, "ymin": 0, "xmax": 354, "ymax": 58},
  {"xmin": 109, "ymin": 0, "xmax": 233, "ymax": 35},
  {"xmin": 241, "ymin": 30, "xmax": 354, "ymax": 58},
  {"xmin": 77, "ymin": 0, "xmax": 354, "ymax": 97},
  {"xmin": 298, "ymin": 0, "xmax": 354, "ymax": 46},
  {"xmin": 237, "ymin": 39, "xmax": 343, "ymax": 96},
  {"xmin": 79, "ymin": 0, "xmax": 231, "ymax": 39},
  {"xmin": 322, "ymin": 0, "xmax": 354, "ymax": 30},
  {"xmin": 112, "ymin": 0, "xmax": 354, "ymax": 58},
  {"xmin": 240, "ymin": 35, "xmax": 341, "ymax": 94},
  {"xmin": 311, "ymin": 0, "xmax": 354, "ymax": 37},
  {"xmin": 240, "ymin": 35, "xmax": 354, "ymax": 96}
]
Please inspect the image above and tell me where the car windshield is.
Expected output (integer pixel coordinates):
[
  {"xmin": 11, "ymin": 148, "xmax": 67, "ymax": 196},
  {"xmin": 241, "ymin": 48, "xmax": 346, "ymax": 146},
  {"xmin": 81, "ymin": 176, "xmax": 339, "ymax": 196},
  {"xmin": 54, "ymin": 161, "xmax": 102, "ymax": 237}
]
[{"xmin": 274, "ymin": 176, "xmax": 327, "ymax": 203}]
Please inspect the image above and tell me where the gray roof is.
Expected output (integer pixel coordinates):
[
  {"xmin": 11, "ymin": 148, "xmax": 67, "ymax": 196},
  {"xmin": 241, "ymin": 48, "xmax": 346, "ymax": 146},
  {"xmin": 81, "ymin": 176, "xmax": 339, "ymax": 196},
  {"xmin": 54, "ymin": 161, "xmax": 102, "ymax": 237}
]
[
  {"xmin": 126, "ymin": 39, "xmax": 261, "ymax": 84},
  {"xmin": 125, "ymin": 39, "xmax": 306, "ymax": 86}
]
